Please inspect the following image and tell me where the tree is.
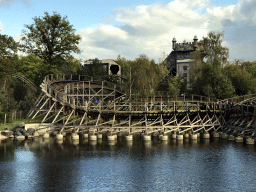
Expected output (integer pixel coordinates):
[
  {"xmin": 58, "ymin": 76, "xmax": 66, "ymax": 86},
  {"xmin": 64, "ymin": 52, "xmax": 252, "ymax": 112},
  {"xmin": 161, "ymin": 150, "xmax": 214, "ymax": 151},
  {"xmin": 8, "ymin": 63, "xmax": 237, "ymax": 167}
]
[
  {"xmin": 189, "ymin": 32, "xmax": 234, "ymax": 99},
  {"xmin": 158, "ymin": 76, "xmax": 182, "ymax": 97},
  {"xmin": 21, "ymin": 12, "xmax": 82, "ymax": 69},
  {"xmin": 16, "ymin": 54, "xmax": 48, "ymax": 88},
  {"xmin": 0, "ymin": 33, "xmax": 19, "ymax": 58},
  {"xmin": 82, "ymin": 58, "xmax": 107, "ymax": 79},
  {"xmin": 0, "ymin": 33, "xmax": 19, "ymax": 80},
  {"xmin": 198, "ymin": 32, "xmax": 229, "ymax": 68},
  {"xmin": 120, "ymin": 55, "xmax": 168, "ymax": 97},
  {"xmin": 223, "ymin": 63, "xmax": 256, "ymax": 95}
]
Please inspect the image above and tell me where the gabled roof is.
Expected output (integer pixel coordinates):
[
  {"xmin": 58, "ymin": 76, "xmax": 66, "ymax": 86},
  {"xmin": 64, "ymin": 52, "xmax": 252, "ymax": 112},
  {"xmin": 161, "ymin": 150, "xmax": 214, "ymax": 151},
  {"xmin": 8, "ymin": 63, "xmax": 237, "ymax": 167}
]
[{"xmin": 84, "ymin": 59, "xmax": 119, "ymax": 65}]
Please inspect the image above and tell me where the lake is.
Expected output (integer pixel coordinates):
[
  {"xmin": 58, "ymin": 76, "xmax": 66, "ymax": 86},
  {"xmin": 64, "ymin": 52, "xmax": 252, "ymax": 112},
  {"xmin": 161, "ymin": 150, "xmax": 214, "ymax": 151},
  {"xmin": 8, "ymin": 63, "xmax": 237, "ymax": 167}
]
[{"xmin": 0, "ymin": 134, "xmax": 256, "ymax": 192}]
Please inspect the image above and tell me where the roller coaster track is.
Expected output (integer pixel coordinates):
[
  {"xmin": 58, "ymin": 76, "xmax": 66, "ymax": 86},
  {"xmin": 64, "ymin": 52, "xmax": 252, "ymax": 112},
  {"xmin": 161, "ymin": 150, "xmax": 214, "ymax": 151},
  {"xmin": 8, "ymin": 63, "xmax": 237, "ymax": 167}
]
[{"xmin": 29, "ymin": 74, "xmax": 253, "ymax": 136}]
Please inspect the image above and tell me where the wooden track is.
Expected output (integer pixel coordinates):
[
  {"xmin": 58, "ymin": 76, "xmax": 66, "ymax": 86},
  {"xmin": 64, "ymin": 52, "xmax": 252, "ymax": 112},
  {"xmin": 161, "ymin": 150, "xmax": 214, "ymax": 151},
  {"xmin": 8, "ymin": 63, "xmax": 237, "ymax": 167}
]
[{"xmin": 27, "ymin": 74, "xmax": 256, "ymax": 136}]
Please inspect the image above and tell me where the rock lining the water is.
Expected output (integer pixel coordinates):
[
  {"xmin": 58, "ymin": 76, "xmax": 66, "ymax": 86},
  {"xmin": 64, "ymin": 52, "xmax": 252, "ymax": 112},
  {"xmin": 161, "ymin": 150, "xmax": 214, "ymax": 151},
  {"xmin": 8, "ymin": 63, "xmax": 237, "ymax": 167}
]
[{"xmin": 1, "ymin": 122, "xmax": 37, "ymax": 139}]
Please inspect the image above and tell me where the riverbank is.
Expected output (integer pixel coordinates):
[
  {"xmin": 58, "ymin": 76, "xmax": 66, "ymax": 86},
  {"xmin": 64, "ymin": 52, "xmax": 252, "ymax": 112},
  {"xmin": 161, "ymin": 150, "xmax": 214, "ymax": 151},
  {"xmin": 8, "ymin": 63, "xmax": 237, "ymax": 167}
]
[{"xmin": 0, "ymin": 119, "xmax": 40, "ymax": 131}]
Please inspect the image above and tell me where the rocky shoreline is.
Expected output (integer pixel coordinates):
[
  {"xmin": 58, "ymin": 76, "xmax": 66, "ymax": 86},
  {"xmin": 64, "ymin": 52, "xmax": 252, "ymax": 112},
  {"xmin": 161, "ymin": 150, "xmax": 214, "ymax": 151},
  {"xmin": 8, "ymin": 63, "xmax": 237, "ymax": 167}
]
[{"xmin": 0, "ymin": 122, "xmax": 37, "ymax": 140}]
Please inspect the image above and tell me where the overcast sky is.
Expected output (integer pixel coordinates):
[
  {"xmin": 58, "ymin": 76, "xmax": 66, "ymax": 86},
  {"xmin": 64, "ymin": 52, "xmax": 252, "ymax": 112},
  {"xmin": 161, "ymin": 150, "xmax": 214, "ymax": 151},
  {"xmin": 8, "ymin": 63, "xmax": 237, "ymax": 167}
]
[{"xmin": 1, "ymin": 0, "xmax": 255, "ymax": 63}]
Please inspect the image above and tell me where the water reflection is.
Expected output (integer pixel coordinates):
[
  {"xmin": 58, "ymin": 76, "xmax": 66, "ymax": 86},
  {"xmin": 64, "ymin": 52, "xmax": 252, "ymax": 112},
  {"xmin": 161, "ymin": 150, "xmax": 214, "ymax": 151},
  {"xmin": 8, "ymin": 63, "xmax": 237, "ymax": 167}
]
[{"xmin": 0, "ymin": 135, "xmax": 256, "ymax": 191}]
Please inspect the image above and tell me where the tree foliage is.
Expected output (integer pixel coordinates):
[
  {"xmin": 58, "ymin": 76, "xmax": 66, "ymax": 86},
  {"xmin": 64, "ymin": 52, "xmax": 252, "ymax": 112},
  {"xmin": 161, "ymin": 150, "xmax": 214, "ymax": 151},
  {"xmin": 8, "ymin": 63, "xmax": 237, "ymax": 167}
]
[
  {"xmin": 198, "ymin": 32, "xmax": 229, "ymax": 68},
  {"xmin": 117, "ymin": 54, "xmax": 168, "ymax": 97},
  {"xmin": 21, "ymin": 11, "xmax": 82, "ymax": 69},
  {"xmin": 0, "ymin": 33, "xmax": 19, "ymax": 58},
  {"xmin": 223, "ymin": 63, "xmax": 256, "ymax": 95},
  {"xmin": 0, "ymin": 33, "xmax": 19, "ymax": 79},
  {"xmin": 83, "ymin": 58, "xmax": 106, "ymax": 79},
  {"xmin": 189, "ymin": 32, "xmax": 235, "ymax": 99}
]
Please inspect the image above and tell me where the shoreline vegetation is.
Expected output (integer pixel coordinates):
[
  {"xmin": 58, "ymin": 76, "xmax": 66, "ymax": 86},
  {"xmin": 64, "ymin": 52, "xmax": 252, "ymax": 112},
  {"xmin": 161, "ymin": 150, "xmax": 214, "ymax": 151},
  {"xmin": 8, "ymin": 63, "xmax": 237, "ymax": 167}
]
[{"xmin": 1, "ymin": 12, "xmax": 256, "ymax": 129}]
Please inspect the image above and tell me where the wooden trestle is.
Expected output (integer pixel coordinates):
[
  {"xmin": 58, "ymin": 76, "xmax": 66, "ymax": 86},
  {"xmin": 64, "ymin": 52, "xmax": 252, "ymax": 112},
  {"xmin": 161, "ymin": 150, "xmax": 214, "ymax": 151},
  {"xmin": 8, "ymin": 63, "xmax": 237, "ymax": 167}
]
[
  {"xmin": 27, "ymin": 74, "xmax": 232, "ymax": 136},
  {"xmin": 216, "ymin": 95, "xmax": 256, "ymax": 137}
]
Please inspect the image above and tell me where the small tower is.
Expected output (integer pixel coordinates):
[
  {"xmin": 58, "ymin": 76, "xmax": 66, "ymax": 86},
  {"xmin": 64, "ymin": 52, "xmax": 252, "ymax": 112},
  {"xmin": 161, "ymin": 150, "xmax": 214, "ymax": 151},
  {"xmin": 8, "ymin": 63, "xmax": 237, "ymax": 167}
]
[
  {"xmin": 193, "ymin": 35, "xmax": 198, "ymax": 50},
  {"xmin": 172, "ymin": 37, "xmax": 176, "ymax": 50}
]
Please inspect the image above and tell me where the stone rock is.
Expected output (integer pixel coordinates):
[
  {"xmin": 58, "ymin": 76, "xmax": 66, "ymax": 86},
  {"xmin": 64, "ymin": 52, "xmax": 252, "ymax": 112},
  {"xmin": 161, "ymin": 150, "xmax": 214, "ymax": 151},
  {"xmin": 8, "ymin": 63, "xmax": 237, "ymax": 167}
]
[
  {"xmin": 27, "ymin": 128, "xmax": 35, "ymax": 135},
  {"xmin": 20, "ymin": 129, "xmax": 27, "ymax": 135},
  {"xmin": 18, "ymin": 122, "xmax": 25, "ymax": 128},
  {"xmin": 14, "ymin": 131, "xmax": 22, "ymax": 136},
  {"xmin": 13, "ymin": 127, "xmax": 23, "ymax": 132},
  {"xmin": 1, "ymin": 130, "xmax": 13, "ymax": 137}
]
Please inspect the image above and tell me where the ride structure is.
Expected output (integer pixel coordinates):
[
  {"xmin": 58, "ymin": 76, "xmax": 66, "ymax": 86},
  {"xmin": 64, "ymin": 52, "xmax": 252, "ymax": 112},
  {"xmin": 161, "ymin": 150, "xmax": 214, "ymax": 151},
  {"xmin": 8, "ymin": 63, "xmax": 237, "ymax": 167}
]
[{"xmin": 27, "ymin": 74, "xmax": 228, "ymax": 137}]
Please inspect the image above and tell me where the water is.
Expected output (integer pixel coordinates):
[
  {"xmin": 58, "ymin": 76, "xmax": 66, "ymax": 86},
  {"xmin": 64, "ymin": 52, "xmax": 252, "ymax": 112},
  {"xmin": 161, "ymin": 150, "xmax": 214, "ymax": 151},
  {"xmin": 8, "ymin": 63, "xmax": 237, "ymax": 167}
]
[{"xmin": 0, "ymin": 135, "xmax": 256, "ymax": 192}]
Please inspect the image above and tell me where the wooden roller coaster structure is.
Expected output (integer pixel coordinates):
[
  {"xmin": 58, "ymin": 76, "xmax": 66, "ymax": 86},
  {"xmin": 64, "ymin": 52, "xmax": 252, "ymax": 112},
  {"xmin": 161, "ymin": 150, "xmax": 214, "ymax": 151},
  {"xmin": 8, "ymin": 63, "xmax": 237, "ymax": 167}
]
[{"xmin": 27, "ymin": 74, "xmax": 232, "ymax": 136}]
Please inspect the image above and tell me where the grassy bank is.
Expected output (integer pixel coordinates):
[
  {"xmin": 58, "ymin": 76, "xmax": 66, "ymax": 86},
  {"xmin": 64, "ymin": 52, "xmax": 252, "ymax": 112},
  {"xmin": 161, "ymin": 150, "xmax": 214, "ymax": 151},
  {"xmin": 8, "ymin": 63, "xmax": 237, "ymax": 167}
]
[{"xmin": 0, "ymin": 119, "xmax": 42, "ymax": 131}]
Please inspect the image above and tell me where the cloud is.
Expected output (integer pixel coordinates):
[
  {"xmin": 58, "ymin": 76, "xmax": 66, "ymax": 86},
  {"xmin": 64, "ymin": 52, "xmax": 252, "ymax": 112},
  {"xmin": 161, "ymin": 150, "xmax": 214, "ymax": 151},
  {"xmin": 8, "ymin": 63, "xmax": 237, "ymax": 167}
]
[
  {"xmin": 10, "ymin": 0, "xmax": 256, "ymax": 62},
  {"xmin": 77, "ymin": 0, "xmax": 211, "ymax": 62},
  {"xmin": 0, "ymin": 0, "xmax": 31, "ymax": 8}
]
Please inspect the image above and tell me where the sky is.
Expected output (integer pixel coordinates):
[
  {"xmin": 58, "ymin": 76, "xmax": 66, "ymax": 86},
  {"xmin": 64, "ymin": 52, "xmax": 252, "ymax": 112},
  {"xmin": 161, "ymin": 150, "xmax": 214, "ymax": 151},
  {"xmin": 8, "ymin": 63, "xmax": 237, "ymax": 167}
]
[{"xmin": 1, "ymin": 0, "xmax": 255, "ymax": 63}]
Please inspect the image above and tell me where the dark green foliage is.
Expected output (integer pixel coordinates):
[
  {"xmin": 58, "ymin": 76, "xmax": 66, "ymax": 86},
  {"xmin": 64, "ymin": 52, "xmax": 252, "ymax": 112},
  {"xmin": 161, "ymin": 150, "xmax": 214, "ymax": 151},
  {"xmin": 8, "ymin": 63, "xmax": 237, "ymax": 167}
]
[
  {"xmin": 21, "ymin": 11, "xmax": 82, "ymax": 69},
  {"xmin": 83, "ymin": 58, "xmax": 107, "ymax": 79},
  {"xmin": 158, "ymin": 76, "xmax": 184, "ymax": 96},
  {"xmin": 223, "ymin": 63, "xmax": 256, "ymax": 95},
  {"xmin": 189, "ymin": 32, "xmax": 235, "ymax": 99},
  {"xmin": 0, "ymin": 33, "xmax": 19, "ymax": 58},
  {"xmin": 0, "ymin": 88, "xmax": 17, "ymax": 113},
  {"xmin": 117, "ymin": 54, "xmax": 169, "ymax": 97},
  {"xmin": 13, "ymin": 81, "xmax": 27, "ymax": 101},
  {"xmin": 193, "ymin": 63, "xmax": 234, "ymax": 99}
]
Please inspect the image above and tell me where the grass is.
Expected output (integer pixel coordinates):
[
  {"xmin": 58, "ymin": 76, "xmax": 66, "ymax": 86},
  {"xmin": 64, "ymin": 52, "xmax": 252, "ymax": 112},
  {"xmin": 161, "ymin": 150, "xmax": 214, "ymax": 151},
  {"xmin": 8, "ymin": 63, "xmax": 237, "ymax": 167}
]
[{"xmin": 0, "ymin": 118, "xmax": 42, "ymax": 131}]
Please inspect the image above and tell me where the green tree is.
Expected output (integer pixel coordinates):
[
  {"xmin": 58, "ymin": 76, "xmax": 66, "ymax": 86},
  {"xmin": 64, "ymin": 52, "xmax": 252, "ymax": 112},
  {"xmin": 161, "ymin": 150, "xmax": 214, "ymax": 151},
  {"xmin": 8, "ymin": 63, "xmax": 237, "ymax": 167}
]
[
  {"xmin": 198, "ymin": 32, "xmax": 229, "ymax": 68},
  {"xmin": 0, "ymin": 33, "xmax": 19, "ymax": 58},
  {"xmin": 223, "ymin": 63, "xmax": 256, "ymax": 95},
  {"xmin": 0, "ymin": 88, "xmax": 17, "ymax": 113},
  {"xmin": 16, "ymin": 54, "xmax": 48, "ymax": 87},
  {"xmin": 189, "ymin": 32, "xmax": 234, "ymax": 99},
  {"xmin": 158, "ymin": 76, "xmax": 182, "ymax": 97},
  {"xmin": 119, "ymin": 55, "xmax": 168, "ymax": 97},
  {"xmin": 83, "ymin": 58, "xmax": 107, "ymax": 79},
  {"xmin": 0, "ymin": 33, "xmax": 19, "ymax": 80},
  {"xmin": 21, "ymin": 11, "xmax": 82, "ymax": 69},
  {"xmin": 241, "ymin": 61, "xmax": 256, "ymax": 78}
]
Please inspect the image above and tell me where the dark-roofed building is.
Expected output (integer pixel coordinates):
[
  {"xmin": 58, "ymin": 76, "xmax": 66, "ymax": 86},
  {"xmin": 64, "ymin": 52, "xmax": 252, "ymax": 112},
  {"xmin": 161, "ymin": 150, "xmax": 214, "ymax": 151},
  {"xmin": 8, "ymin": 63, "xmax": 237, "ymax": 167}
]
[
  {"xmin": 164, "ymin": 36, "xmax": 198, "ymax": 81},
  {"xmin": 84, "ymin": 59, "xmax": 121, "ymax": 76}
]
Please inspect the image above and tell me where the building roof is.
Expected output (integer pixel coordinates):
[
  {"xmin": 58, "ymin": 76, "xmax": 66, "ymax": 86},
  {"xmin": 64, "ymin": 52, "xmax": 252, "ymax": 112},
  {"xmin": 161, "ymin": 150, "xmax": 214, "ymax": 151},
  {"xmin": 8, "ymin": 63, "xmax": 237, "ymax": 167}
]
[
  {"xmin": 174, "ymin": 42, "xmax": 195, "ymax": 51},
  {"xmin": 84, "ymin": 59, "xmax": 119, "ymax": 65}
]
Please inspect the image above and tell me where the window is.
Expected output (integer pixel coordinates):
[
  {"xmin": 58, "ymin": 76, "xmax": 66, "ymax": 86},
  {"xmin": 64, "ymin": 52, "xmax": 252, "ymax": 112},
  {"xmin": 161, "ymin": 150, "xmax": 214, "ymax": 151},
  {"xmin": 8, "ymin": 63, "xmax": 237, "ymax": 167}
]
[{"xmin": 183, "ymin": 66, "xmax": 187, "ymax": 70}]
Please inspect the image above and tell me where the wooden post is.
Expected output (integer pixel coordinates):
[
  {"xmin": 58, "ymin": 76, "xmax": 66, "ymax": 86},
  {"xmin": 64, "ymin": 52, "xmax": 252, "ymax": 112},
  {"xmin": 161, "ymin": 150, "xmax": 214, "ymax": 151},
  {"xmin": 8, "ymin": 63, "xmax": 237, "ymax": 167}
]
[
  {"xmin": 145, "ymin": 111, "xmax": 147, "ymax": 135},
  {"xmin": 167, "ymin": 96, "xmax": 169, "ymax": 109},
  {"xmin": 102, "ymin": 81, "xmax": 104, "ymax": 110},
  {"xmin": 114, "ymin": 85, "xmax": 116, "ymax": 111},
  {"xmin": 161, "ymin": 96, "xmax": 162, "ymax": 111},
  {"xmin": 83, "ymin": 82, "xmax": 85, "ymax": 107},
  {"xmin": 129, "ymin": 114, "xmax": 131, "ymax": 134},
  {"xmin": 130, "ymin": 98, "xmax": 132, "ymax": 112},
  {"xmin": 4, "ymin": 114, "xmax": 6, "ymax": 124}
]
